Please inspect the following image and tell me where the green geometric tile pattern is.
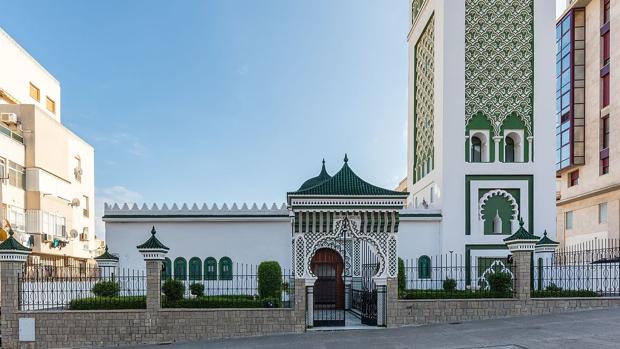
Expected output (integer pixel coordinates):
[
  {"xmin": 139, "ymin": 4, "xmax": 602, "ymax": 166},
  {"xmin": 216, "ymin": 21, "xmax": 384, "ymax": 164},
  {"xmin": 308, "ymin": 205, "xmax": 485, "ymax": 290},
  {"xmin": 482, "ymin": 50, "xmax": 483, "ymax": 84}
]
[
  {"xmin": 465, "ymin": 0, "xmax": 534, "ymax": 137},
  {"xmin": 411, "ymin": 0, "xmax": 427, "ymax": 25},
  {"xmin": 413, "ymin": 16, "xmax": 434, "ymax": 180}
]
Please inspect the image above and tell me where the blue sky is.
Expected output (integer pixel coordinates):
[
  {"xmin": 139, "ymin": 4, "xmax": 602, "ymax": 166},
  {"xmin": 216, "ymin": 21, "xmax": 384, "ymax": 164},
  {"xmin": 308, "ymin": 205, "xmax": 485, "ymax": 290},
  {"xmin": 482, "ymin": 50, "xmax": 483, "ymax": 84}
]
[{"xmin": 0, "ymin": 1, "xmax": 410, "ymax": 235}]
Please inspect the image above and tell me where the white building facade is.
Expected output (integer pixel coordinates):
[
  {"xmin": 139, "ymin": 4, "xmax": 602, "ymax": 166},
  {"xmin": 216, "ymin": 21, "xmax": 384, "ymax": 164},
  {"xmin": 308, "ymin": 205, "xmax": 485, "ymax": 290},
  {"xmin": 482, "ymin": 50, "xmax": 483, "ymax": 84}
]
[{"xmin": 0, "ymin": 28, "xmax": 98, "ymax": 264}]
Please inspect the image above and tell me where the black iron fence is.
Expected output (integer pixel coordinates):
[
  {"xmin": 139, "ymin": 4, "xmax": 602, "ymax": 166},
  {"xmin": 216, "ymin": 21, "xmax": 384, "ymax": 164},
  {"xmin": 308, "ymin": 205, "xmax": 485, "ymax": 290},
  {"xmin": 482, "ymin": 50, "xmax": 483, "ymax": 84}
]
[
  {"xmin": 399, "ymin": 254, "xmax": 516, "ymax": 299},
  {"xmin": 534, "ymin": 242, "xmax": 620, "ymax": 297},
  {"xmin": 18, "ymin": 264, "xmax": 146, "ymax": 311},
  {"xmin": 160, "ymin": 263, "xmax": 294, "ymax": 308}
]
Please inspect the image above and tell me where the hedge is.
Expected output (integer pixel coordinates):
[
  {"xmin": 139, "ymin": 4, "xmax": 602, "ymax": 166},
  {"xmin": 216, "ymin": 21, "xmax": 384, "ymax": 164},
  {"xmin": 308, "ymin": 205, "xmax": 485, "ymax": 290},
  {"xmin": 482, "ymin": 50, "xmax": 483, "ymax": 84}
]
[
  {"xmin": 258, "ymin": 261, "xmax": 282, "ymax": 299},
  {"xmin": 69, "ymin": 296, "xmax": 146, "ymax": 310},
  {"xmin": 399, "ymin": 289, "xmax": 513, "ymax": 299},
  {"xmin": 397, "ymin": 258, "xmax": 406, "ymax": 292},
  {"xmin": 163, "ymin": 296, "xmax": 282, "ymax": 309},
  {"xmin": 531, "ymin": 290, "xmax": 599, "ymax": 298}
]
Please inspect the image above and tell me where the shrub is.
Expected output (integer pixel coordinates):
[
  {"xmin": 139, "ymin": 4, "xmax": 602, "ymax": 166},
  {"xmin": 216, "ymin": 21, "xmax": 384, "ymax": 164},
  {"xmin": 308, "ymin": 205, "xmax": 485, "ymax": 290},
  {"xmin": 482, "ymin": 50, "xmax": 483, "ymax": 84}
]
[
  {"xmin": 487, "ymin": 272, "xmax": 513, "ymax": 294},
  {"xmin": 398, "ymin": 258, "xmax": 406, "ymax": 291},
  {"xmin": 69, "ymin": 296, "xmax": 145, "ymax": 310},
  {"xmin": 162, "ymin": 296, "xmax": 282, "ymax": 309},
  {"xmin": 399, "ymin": 289, "xmax": 512, "ymax": 300},
  {"xmin": 91, "ymin": 281, "xmax": 120, "ymax": 297},
  {"xmin": 162, "ymin": 279, "xmax": 185, "ymax": 301},
  {"xmin": 258, "ymin": 261, "xmax": 282, "ymax": 299},
  {"xmin": 190, "ymin": 283, "xmax": 204, "ymax": 297},
  {"xmin": 532, "ymin": 289, "xmax": 598, "ymax": 298},
  {"xmin": 545, "ymin": 283, "xmax": 563, "ymax": 292},
  {"xmin": 443, "ymin": 278, "xmax": 457, "ymax": 291}
]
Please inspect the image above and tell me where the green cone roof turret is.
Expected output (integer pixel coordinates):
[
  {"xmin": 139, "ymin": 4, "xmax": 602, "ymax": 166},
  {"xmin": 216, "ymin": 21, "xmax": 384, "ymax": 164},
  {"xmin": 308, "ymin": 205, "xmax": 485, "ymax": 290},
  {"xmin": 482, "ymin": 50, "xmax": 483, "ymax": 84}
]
[
  {"xmin": 0, "ymin": 228, "xmax": 31, "ymax": 252},
  {"xmin": 503, "ymin": 217, "xmax": 540, "ymax": 242},
  {"xmin": 136, "ymin": 226, "xmax": 169, "ymax": 250},
  {"xmin": 536, "ymin": 230, "xmax": 559, "ymax": 246},
  {"xmin": 297, "ymin": 159, "xmax": 332, "ymax": 191},
  {"xmin": 290, "ymin": 154, "xmax": 408, "ymax": 197},
  {"xmin": 95, "ymin": 245, "xmax": 119, "ymax": 260}
]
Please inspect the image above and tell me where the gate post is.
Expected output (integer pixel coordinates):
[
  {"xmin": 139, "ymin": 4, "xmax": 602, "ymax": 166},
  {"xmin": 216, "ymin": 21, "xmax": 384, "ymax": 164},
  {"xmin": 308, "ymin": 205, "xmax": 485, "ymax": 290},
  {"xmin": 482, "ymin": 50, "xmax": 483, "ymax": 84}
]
[
  {"xmin": 503, "ymin": 218, "xmax": 539, "ymax": 300},
  {"xmin": 374, "ymin": 277, "xmax": 387, "ymax": 326},
  {"xmin": 305, "ymin": 278, "xmax": 316, "ymax": 327},
  {"xmin": 344, "ymin": 277, "xmax": 352, "ymax": 310}
]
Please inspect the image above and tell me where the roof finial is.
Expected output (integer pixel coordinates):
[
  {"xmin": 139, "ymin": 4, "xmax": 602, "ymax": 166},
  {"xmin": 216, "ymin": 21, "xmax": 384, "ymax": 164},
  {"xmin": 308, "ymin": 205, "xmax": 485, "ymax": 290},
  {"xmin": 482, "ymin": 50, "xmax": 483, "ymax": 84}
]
[
  {"xmin": 8, "ymin": 228, "xmax": 14, "ymax": 237},
  {"xmin": 105, "ymin": 245, "xmax": 109, "ymax": 252},
  {"xmin": 322, "ymin": 158, "xmax": 325, "ymax": 165},
  {"xmin": 543, "ymin": 230, "xmax": 548, "ymax": 236},
  {"xmin": 518, "ymin": 216, "xmax": 524, "ymax": 227},
  {"xmin": 344, "ymin": 153, "xmax": 349, "ymax": 163},
  {"xmin": 151, "ymin": 226, "xmax": 156, "ymax": 235}
]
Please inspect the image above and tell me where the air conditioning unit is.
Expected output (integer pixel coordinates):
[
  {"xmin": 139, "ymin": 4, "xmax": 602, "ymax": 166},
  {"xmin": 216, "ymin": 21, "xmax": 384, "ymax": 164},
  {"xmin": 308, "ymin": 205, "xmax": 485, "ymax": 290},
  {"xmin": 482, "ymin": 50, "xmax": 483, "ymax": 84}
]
[
  {"xmin": 0, "ymin": 113, "xmax": 18, "ymax": 125},
  {"xmin": 79, "ymin": 232, "xmax": 89, "ymax": 241},
  {"xmin": 42, "ymin": 233, "xmax": 53, "ymax": 242},
  {"xmin": 74, "ymin": 167, "xmax": 83, "ymax": 178}
]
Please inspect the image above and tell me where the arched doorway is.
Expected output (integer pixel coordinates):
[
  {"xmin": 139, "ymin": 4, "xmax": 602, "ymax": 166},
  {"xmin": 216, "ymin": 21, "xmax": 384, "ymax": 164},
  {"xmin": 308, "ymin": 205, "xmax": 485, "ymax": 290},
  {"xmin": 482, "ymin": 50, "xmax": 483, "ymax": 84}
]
[{"xmin": 311, "ymin": 248, "xmax": 345, "ymax": 326}]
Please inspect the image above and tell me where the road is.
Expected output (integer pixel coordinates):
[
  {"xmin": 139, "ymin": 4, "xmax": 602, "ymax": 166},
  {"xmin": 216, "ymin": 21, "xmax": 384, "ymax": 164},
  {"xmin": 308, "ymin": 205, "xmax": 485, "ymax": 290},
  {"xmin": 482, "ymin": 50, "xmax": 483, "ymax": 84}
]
[{"xmin": 126, "ymin": 308, "xmax": 620, "ymax": 349}]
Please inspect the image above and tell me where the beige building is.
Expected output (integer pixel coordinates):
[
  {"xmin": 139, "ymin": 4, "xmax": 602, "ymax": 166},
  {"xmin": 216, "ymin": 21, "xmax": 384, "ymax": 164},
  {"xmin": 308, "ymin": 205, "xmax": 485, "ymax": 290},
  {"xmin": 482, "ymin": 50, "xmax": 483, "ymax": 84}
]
[
  {"xmin": 555, "ymin": 0, "xmax": 618, "ymax": 246},
  {"xmin": 0, "ymin": 28, "xmax": 100, "ymax": 265}
]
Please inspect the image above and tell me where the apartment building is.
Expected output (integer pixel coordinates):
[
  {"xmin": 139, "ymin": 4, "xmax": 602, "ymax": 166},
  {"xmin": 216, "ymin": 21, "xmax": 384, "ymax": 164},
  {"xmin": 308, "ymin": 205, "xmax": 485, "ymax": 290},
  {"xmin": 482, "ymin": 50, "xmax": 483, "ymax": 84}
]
[
  {"xmin": 555, "ymin": 0, "xmax": 618, "ymax": 246},
  {"xmin": 0, "ymin": 28, "xmax": 100, "ymax": 265}
]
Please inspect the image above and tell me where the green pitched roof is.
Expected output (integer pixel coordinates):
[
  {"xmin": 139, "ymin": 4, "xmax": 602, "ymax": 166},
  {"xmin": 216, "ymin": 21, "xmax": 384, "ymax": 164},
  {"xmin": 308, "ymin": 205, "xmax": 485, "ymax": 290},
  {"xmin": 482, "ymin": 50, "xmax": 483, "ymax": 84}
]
[
  {"xmin": 503, "ymin": 218, "xmax": 540, "ymax": 242},
  {"xmin": 136, "ymin": 226, "xmax": 169, "ymax": 250},
  {"xmin": 289, "ymin": 154, "xmax": 408, "ymax": 197},
  {"xmin": 536, "ymin": 230, "xmax": 559, "ymax": 246},
  {"xmin": 0, "ymin": 228, "xmax": 31, "ymax": 252},
  {"xmin": 298, "ymin": 159, "xmax": 332, "ymax": 191},
  {"xmin": 95, "ymin": 246, "xmax": 119, "ymax": 260}
]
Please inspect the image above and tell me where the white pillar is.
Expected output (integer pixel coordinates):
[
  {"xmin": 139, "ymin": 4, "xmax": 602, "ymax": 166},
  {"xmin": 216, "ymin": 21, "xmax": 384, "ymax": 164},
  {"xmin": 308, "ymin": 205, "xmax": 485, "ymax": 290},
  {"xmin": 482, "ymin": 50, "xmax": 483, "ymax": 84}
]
[
  {"xmin": 527, "ymin": 136, "xmax": 534, "ymax": 162},
  {"xmin": 305, "ymin": 277, "xmax": 316, "ymax": 328},
  {"xmin": 344, "ymin": 277, "xmax": 352, "ymax": 310},
  {"xmin": 493, "ymin": 136, "xmax": 502, "ymax": 163},
  {"xmin": 374, "ymin": 277, "xmax": 387, "ymax": 326}
]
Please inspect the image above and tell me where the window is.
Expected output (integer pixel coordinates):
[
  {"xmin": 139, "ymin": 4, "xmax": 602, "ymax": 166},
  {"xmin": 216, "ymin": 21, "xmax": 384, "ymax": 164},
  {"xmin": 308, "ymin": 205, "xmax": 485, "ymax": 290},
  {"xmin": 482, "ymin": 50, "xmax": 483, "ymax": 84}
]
[
  {"xmin": 603, "ymin": 32, "xmax": 610, "ymax": 66},
  {"xmin": 46, "ymin": 97, "xmax": 56, "ymax": 114},
  {"xmin": 471, "ymin": 136, "xmax": 482, "ymax": 162},
  {"xmin": 188, "ymin": 257, "xmax": 202, "ymax": 281},
  {"xmin": 83, "ymin": 195, "xmax": 89, "ymax": 217},
  {"xmin": 565, "ymin": 211, "xmax": 573, "ymax": 230},
  {"xmin": 418, "ymin": 255, "xmax": 431, "ymax": 279},
  {"xmin": 603, "ymin": 0, "xmax": 610, "ymax": 24},
  {"xmin": 568, "ymin": 170, "xmax": 579, "ymax": 187},
  {"xmin": 602, "ymin": 72, "xmax": 610, "ymax": 108},
  {"xmin": 505, "ymin": 137, "xmax": 515, "ymax": 162},
  {"xmin": 8, "ymin": 161, "xmax": 25, "ymax": 189},
  {"xmin": 599, "ymin": 202, "xmax": 608, "ymax": 224},
  {"xmin": 173, "ymin": 257, "xmax": 187, "ymax": 280},
  {"xmin": 41, "ymin": 212, "xmax": 66, "ymax": 236},
  {"xmin": 0, "ymin": 157, "xmax": 5, "ymax": 183},
  {"xmin": 161, "ymin": 258, "xmax": 172, "ymax": 280},
  {"xmin": 74, "ymin": 156, "xmax": 82, "ymax": 182},
  {"xmin": 9, "ymin": 208, "xmax": 25, "ymax": 233},
  {"xmin": 601, "ymin": 116, "xmax": 610, "ymax": 175},
  {"xmin": 219, "ymin": 257, "xmax": 233, "ymax": 280},
  {"xmin": 29, "ymin": 83, "xmax": 40, "ymax": 101},
  {"xmin": 204, "ymin": 257, "xmax": 217, "ymax": 280}
]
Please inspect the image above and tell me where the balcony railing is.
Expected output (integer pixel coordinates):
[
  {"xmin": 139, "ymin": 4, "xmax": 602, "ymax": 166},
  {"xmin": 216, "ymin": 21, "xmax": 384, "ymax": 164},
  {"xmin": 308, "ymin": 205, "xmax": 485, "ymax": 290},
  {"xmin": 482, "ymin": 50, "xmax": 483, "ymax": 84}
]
[{"xmin": 0, "ymin": 123, "xmax": 24, "ymax": 143}]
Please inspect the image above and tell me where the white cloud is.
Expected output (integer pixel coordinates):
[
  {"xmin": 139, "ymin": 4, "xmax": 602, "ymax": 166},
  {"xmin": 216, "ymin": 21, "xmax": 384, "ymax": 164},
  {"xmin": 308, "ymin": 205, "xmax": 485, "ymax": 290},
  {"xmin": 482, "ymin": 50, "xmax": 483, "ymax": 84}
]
[
  {"xmin": 94, "ymin": 132, "xmax": 147, "ymax": 157},
  {"xmin": 95, "ymin": 186, "xmax": 143, "ymax": 240}
]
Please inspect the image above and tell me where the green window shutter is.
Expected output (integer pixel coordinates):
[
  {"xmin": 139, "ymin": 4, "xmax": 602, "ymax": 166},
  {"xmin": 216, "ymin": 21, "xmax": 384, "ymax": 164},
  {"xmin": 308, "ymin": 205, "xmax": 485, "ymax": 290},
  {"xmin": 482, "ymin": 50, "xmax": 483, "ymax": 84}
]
[
  {"xmin": 219, "ymin": 257, "xmax": 233, "ymax": 280},
  {"xmin": 418, "ymin": 255, "xmax": 431, "ymax": 279},
  {"xmin": 161, "ymin": 258, "xmax": 172, "ymax": 280},
  {"xmin": 173, "ymin": 257, "xmax": 187, "ymax": 280},
  {"xmin": 204, "ymin": 257, "xmax": 217, "ymax": 280},
  {"xmin": 189, "ymin": 257, "xmax": 202, "ymax": 281}
]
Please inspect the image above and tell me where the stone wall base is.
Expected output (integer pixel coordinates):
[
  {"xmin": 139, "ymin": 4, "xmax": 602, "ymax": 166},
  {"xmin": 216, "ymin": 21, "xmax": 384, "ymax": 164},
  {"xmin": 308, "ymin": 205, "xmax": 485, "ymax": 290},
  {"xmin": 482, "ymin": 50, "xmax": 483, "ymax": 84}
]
[
  {"xmin": 11, "ymin": 308, "xmax": 304, "ymax": 349},
  {"xmin": 390, "ymin": 297, "xmax": 620, "ymax": 327}
]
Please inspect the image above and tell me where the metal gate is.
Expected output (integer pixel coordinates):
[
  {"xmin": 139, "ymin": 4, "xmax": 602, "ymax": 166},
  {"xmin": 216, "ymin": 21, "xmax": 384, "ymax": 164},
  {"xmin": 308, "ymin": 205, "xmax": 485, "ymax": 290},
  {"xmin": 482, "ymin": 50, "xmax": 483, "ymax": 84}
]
[{"xmin": 352, "ymin": 242, "xmax": 379, "ymax": 326}]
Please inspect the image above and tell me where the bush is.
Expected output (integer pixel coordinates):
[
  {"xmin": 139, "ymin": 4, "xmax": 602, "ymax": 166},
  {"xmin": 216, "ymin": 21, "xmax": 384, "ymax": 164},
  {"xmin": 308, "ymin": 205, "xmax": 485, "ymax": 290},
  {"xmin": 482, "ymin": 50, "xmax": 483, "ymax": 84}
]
[
  {"xmin": 69, "ymin": 296, "xmax": 145, "ymax": 310},
  {"xmin": 258, "ymin": 261, "xmax": 282, "ymax": 299},
  {"xmin": 443, "ymin": 278, "xmax": 457, "ymax": 291},
  {"xmin": 91, "ymin": 281, "xmax": 120, "ymax": 297},
  {"xmin": 545, "ymin": 283, "xmax": 563, "ymax": 292},
  {"xmin": 532, "ymin": 289, "xmax": 598, "ymax": 298},
  {"xmin": 190, "ymin": 283, "xmax": 204, "ymax": 297},
  {"xmin": 399, "ymin": 289, "xmax": 512, "ymax": 300},
  {"xmin": 162, "ymin": 279, "xmax": 185, "ymax": 301},
  {"xmin": 398, "ymin": 258, "xmax": 406, "ymax": 291},
  {"xmin": 487, "ymin": 272, "xmax": 513, "ymax": 293},
  {"xmin": 162, "ymin": 296, "xmax": 282, "ymax": 309}
]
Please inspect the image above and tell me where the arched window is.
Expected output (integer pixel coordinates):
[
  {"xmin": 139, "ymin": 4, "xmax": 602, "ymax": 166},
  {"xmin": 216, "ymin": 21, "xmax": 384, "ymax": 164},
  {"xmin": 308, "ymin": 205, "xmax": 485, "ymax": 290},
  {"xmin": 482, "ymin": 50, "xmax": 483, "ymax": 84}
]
[
  {"xmin": 505, "ymin": 136, "xmax": 515, "ymax": 162},
  {"xmin": 204, "ymin": 257, "xmax": 217, "ymax": 280},
  {"xmin": 418, "ymin": 255, "xmax": 431, "ymax": 279},
  {"xmin": 173, "ymin": 257, "xmax": 187, "ymax": 280},
  {"xmin": 219, "ymin": 257, "xmax": 233, "ymax": 280},
  {"xmin": 161, "ymin": 257, "xmax": 172, "ymax": 280},
  {"xmin": 471, "ymin": 136, "xmax": 482, "ymax": 162},
  {"xmin": 188, "ymin": 257, "xmax": 202, "ymax": 281}
]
